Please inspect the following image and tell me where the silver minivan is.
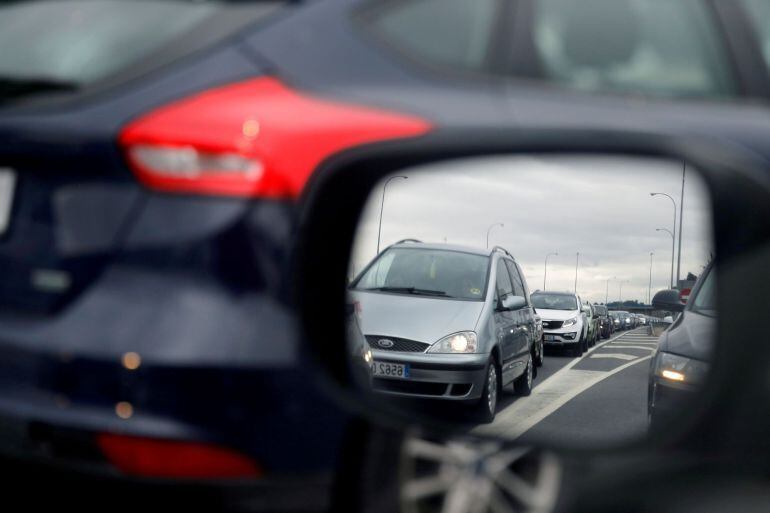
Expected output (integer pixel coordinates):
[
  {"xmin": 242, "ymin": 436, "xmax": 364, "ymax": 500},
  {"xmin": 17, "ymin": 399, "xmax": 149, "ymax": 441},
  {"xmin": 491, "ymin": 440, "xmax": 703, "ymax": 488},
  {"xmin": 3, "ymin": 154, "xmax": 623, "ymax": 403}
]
[{"xmin": 349, "ymin": 241, "xmax": 538, "ymax": 422}]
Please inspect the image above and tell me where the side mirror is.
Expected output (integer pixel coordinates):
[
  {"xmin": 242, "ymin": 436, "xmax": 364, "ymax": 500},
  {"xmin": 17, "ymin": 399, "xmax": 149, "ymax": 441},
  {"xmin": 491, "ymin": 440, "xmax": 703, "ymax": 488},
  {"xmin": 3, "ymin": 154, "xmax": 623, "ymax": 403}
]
[
  {"xmin": 652, "ymin": 289, "xmax": 685, "ymax": 312},
  {"xmin": 501, "ymin": 295, "xmax": 527, "ymax": 311}
]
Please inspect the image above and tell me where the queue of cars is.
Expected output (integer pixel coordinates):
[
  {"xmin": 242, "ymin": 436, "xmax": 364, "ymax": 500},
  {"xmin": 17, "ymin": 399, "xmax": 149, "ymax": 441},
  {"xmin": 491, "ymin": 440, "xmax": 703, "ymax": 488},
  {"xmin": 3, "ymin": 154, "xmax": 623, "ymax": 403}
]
[{"xmin": 349, "ymin": 239, "xmax": 661, "ymax": 421}]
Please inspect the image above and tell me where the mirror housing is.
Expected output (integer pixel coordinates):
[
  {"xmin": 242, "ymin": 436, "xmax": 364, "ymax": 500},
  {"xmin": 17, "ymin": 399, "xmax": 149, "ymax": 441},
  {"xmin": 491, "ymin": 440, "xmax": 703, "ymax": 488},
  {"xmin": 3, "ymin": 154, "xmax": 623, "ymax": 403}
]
[
  {"xmin": 501, "ymin": 295, "xmax": 527, "ymax": 311},
  {"xmin": 295, "ymin": 128, "xmax": 770, "ymax": 453},
  {"xmin": 652, "ymin": 289, "xmax": 685, "ymax": 312}
]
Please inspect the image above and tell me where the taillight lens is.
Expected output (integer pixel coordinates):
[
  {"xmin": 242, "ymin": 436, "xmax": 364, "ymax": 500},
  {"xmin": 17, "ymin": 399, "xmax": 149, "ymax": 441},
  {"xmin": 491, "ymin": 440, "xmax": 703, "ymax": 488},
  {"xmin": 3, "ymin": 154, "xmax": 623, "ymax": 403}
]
[
  {"xmin": 96, "ymin": 433, "xmax": 262, "ymax": 479},
  {"xmin": 120, "ymin": 77, "xmax": 431, "ymax": 198}
]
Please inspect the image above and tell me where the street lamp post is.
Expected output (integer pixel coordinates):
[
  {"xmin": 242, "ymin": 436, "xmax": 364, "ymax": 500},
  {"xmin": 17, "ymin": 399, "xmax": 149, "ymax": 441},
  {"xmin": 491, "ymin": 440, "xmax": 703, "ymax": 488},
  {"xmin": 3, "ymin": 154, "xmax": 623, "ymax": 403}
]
[
  {"xmin": 650, "ymin": 192, "xmax": 677, "ymax": 288},
  {"xmin": 656, "ymin": 227, "xmax": 675, "ymax": 288},
  {"xmin": 486, "ymin": 222, "xmax": 504, "ymax": 249},
  {"xmin": 619, "ymin": 280, "xmax": 630, "ymax": 306},
  {"xmin": 676, "ymin": 163, "xmax": 686, "ymax": 288},
  {"xmin": 574, "ymin": 252, "xmax": 580, "ymax": 293},
  {"xmin": 606, "ymin": 277, "xmax": 616, "ymax": 305},
  {"xmin": 376, "ymin": 175, "xmax": 407, "ymax": 254},
  {"xmin": 543, "ymin": 252, "xmax": 558, "ymax": 291},
  {"xmin": 648, "ymin": 252, "xmax": 654, "ymax": 304}
]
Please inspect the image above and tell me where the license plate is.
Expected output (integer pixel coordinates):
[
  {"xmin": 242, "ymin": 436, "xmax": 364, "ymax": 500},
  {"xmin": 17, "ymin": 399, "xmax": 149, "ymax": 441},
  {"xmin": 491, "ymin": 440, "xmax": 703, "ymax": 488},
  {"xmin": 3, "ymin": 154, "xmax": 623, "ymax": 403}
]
[
  {"xmin": 372, "ymin": 361, "xmax": 410, "ymax": 379},
  {"xmin": 0, "ymin": 168, "xmax": 15, "ymax": 235},
  {"xmin": 544, "ymin": 334, "xmax": 556, "ymax": 341}
]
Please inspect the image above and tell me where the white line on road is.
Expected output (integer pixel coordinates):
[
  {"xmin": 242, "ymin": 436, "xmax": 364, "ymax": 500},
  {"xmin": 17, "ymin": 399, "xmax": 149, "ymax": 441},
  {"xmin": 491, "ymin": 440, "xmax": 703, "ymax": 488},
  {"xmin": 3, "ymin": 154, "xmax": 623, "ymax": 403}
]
[
  {"xmin": 472, "ymin": 329, "xmax": 653, "ymax": 438},
  {"xmin": 606, "ymin": 345, "xmax": 657, "ymax": 351},
  {"xmin": 589, "ymin": 353, "xmax": 638, "ymax": 361},
  {"xmin": 473, "ymin": 355, "xmax": 652, "ymax": 439}
]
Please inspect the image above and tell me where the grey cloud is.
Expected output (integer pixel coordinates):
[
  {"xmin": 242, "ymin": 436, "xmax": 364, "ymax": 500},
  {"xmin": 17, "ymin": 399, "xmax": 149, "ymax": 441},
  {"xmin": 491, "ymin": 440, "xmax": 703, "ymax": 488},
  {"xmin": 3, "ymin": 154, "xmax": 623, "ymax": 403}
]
[{"xmin": 351, "ymin": 155, "xmax": 712, "ymax": 304}]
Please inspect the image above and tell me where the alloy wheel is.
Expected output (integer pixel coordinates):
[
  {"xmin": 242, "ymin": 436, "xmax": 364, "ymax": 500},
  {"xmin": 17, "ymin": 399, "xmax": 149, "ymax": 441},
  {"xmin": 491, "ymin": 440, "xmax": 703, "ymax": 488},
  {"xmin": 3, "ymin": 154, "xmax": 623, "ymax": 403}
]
[
  {"xmin": 400, "ymin": 432, "xmax": 562, "ymax": 513},
  {"xmin": 487, "ymin": 365, "xmax": 498, "ymax": 415}
]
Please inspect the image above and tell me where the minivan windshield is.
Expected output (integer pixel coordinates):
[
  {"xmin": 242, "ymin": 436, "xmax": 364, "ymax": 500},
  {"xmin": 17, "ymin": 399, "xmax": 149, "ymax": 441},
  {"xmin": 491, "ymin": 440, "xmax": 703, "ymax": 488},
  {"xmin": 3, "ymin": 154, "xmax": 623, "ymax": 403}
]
[
  {"xmin": 531, "ymin": 293, "xmax": 578, "ymax": 311},
  {"xmin": 352, "ymin": 248, "xmax": 489, "ymax": 300}
]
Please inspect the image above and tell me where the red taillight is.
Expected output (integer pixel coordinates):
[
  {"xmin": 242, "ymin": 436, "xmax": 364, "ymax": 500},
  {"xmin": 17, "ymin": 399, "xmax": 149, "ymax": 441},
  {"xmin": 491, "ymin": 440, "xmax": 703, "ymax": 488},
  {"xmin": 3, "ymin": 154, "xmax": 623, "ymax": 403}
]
[
  {"xmin": 96, "ymin": 433, "xmax": 262, "ymax": 479},
  {"xmin": 119, "ymin": 77, "xmax": 432, "ymax": 198}
]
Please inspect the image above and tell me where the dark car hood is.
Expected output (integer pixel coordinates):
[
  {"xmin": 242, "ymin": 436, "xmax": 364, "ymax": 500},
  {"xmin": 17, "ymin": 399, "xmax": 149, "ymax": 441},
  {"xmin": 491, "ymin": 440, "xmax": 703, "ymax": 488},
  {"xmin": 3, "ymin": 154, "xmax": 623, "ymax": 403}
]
[{"xmin": 659, "ymin": 310, "xmax": 716, "ymax": 362}]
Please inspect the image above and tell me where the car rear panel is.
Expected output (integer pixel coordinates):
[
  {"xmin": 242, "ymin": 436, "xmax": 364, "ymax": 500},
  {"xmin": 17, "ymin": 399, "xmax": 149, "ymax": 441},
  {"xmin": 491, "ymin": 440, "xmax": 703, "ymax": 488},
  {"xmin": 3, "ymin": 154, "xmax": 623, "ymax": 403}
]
[{"xmin": 0, "ymin": 5, "xmax": 352, "ymax": 477}]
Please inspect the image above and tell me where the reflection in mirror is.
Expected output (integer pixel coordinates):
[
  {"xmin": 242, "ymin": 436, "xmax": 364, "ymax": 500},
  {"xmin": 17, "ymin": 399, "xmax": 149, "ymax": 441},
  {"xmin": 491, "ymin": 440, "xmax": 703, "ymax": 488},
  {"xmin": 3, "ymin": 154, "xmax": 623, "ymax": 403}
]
[{"xmin": 346, "ymin": 155, "xmax": 714, "ymax": 446}]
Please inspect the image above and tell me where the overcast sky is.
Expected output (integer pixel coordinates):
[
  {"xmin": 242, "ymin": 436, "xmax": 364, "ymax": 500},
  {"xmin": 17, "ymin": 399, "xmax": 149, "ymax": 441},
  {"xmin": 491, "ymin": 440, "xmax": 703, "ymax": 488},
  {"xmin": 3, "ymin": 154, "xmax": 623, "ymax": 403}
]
[{"xmin": 350, "ymin": 155, "xmax": 713, "ymax": 304}]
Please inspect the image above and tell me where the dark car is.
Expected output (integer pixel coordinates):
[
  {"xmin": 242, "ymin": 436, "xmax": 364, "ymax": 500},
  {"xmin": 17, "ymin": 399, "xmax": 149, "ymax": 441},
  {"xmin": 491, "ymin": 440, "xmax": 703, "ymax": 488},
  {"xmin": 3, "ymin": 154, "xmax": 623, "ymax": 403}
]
[
  {"xmin": 615, "ymin": 310, "xmax": 634, "ymax": 330},
  {"xmin": 593, "ymin": 304, "xmax": 612, "ymax": 339},
  {"xmin": 648, "ymin": 263, "xmax": 716, "ymax": 426}
]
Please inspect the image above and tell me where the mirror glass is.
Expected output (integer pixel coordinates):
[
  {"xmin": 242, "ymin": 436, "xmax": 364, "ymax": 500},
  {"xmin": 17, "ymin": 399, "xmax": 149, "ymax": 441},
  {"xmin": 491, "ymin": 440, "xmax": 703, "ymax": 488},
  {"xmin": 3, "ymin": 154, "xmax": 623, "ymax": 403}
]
[{"xmin": 346, "ymin": 154, "xmax": 716, "ymax": 447}]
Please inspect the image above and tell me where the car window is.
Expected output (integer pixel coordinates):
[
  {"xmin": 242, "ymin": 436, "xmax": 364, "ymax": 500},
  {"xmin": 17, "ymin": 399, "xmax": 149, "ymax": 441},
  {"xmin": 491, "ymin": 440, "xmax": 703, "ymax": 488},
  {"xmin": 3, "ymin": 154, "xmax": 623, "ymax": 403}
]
[
  {"xmin": 504, "ymin": 260, "xmax": 526, "ymax": 298},
  {"xmin": 531, "ymin": 293, "xmax": 577, "ymax": 310},
  {"xmin": 515, "ymin": 261, "xmax": 532, "ymax": 301},
  {"xmin": 690, "ymin": 265, "xmax": 716, "ymax": 315},
  {"xmin": 364, "ymin": 0, "xmax": 499, "ymax": 72},
  {"xmin": 740, "ymin": 0, "xmax": 770, "ymax": 73},
  {"xmin": 0, "ymin": 0, "xmax": 217, "ymax": 95},
  {"xmin": 530, "ymin": 0, "xmax": 736, "ymax": 98},
  {"xmin": 495, "ymin": 260, "xmax": 514, "ymax": 300},
  {"xmin": 353, "ymin": 247, "xmax": 489, "ymax": 300}
]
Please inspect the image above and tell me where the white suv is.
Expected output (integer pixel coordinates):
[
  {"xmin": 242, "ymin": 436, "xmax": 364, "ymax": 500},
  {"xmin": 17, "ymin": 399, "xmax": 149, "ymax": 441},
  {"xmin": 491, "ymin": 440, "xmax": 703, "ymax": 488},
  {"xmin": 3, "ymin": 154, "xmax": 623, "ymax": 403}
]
[{"xmin": 530, "ymin": 291, "xmax": 588, "ymax": 356}]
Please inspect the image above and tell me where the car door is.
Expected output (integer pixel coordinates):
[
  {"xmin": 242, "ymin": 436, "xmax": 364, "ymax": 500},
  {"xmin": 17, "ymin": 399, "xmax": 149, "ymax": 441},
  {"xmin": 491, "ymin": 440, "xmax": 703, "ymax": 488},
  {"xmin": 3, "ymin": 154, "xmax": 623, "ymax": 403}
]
[
  {"xmin": 506, "ymin": 260, "xmax": 534, "ymax": 363},
  {"xmin": 493, "ymin": 259, "xmax": 520, "ymax": 384}
]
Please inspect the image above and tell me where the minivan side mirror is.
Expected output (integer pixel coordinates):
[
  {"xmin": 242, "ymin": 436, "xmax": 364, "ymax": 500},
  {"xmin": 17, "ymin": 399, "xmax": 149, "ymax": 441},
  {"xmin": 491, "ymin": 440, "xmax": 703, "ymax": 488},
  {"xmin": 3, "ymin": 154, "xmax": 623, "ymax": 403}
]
[
  {"xmin": 501, "ymin": 295, "xmax": 527, "ymax": 311},
  {"xmin": 652, "ymin": 289, "xmax": 685, "ymax": 312}
]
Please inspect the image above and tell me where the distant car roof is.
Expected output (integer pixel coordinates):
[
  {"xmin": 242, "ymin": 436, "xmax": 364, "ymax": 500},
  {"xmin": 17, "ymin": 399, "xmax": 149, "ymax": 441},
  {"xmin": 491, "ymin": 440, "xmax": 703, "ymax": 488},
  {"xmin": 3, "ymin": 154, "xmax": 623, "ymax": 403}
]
[{"xmin": 390, "ymin": 241, "xmax": 492, "ymax": 258}]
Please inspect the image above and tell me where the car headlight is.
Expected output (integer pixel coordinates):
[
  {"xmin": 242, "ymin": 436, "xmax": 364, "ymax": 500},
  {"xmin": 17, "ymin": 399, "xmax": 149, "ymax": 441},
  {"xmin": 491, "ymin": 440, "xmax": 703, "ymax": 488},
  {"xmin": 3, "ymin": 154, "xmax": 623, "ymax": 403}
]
[
  {"xmin": 562, "ymin": 317, "xmax": 578, "ymax": 328},
  {"xmin": 363, "ymin": 347, "xmax": 373, "ymax": 364},
  {"xmin": 654, "ymin": 352, "xmax": 709, "ymax": 385},
  {"xmin": 427, "ymin": 331, "xmax": 478, "ymax": 354}
]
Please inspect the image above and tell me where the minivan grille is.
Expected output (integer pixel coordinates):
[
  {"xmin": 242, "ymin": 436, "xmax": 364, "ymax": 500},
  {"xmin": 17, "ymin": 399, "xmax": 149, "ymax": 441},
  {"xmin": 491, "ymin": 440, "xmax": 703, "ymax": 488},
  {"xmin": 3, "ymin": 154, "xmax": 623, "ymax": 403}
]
[{"xmin": 366, "ymin": 336, "xmax": 429, "ymax": 352}]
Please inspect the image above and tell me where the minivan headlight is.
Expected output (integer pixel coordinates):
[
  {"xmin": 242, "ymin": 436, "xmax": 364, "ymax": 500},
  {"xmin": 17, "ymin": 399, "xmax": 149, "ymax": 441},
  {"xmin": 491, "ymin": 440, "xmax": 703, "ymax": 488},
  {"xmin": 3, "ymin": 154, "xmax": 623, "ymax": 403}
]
[
  {"xmin": 654, "ymin": 352, "xmax": 709, "ymax": 385},
  {"xmin": 562, "ymin": 317, "xmax": 578, "ymax": 327},
  {"xmin": 427, "ymin": 331, "xmax": 478, "ymax": 353}
]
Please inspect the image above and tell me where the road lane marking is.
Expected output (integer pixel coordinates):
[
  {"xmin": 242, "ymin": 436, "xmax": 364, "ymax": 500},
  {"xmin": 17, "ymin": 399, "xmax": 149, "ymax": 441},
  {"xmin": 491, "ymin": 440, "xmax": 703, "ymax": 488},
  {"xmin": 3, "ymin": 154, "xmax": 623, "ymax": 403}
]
[
  {"xmin": 474, "ymin": 354, "xmax": 652, "ymax": 439},
  {"xmin": 606, "ymin": 345, "xmax": 657, "ymax": 351},
  {"xmin": 589, "ymin": 353, "xmax": 638, "ymax": 361},
  {"xmin": 474, "ymin": 355, "xmax": 652, "ymax": 438}
]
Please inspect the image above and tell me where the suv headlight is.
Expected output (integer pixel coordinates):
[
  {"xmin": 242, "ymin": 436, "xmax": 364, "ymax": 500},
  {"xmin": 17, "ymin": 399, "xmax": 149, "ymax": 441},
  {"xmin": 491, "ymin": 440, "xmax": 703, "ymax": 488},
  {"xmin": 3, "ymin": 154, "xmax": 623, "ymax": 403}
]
[
  {"xmin": 654, "ymin": 352, "xmax": 709, "ymax": 385},
  {"xmin": 427, "ymin": 331, "xmax": 478, "ymax": 353},
  {"xmin": 562, "ymin": 317, "xmax": 578, "ymax": 328}
]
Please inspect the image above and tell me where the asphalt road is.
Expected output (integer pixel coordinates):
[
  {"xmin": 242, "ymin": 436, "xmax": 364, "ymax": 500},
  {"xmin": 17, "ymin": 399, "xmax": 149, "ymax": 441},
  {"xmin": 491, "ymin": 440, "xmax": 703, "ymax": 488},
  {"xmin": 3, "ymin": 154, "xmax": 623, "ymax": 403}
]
[{"xmin": 472, "ymin": 327, "xmax": 657, "ymax": 444}]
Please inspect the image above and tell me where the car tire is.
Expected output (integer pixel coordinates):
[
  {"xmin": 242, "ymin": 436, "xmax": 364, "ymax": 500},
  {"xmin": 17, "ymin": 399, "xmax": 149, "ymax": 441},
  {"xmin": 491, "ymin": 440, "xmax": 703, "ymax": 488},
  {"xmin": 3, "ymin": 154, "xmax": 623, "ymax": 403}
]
[
  {"xmin": 582, "ymin": 333, "xmax": 589, "ymax": 353},
  {"xmin": 534, "ymin": 337, "xmax": 544, "ymax": 367},
  {"xmin": 530, "ymin": 348, "xmax": 539, "ymax": 379},
  {"xmin": 514, "ymin": 355, "xmax": 534, "ymax": 396},
  {"xmin": 474, "ymin": 358, "xmax": 499, "ymax": 423},
  {"xmin": 572, "ymin": 336, "xmax": 583, "ymax": 357}
]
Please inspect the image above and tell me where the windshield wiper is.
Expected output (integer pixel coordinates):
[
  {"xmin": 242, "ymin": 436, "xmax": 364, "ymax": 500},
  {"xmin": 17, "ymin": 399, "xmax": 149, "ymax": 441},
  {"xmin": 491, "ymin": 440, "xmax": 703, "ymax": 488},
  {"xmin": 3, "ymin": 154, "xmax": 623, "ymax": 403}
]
[
  {"xmin": 365, "ymin": 286, "xmax": 454, "ymax": 297},
  {"xmin": 0, "ymin": 76, "xmax": 79, "ymax": 103}
]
